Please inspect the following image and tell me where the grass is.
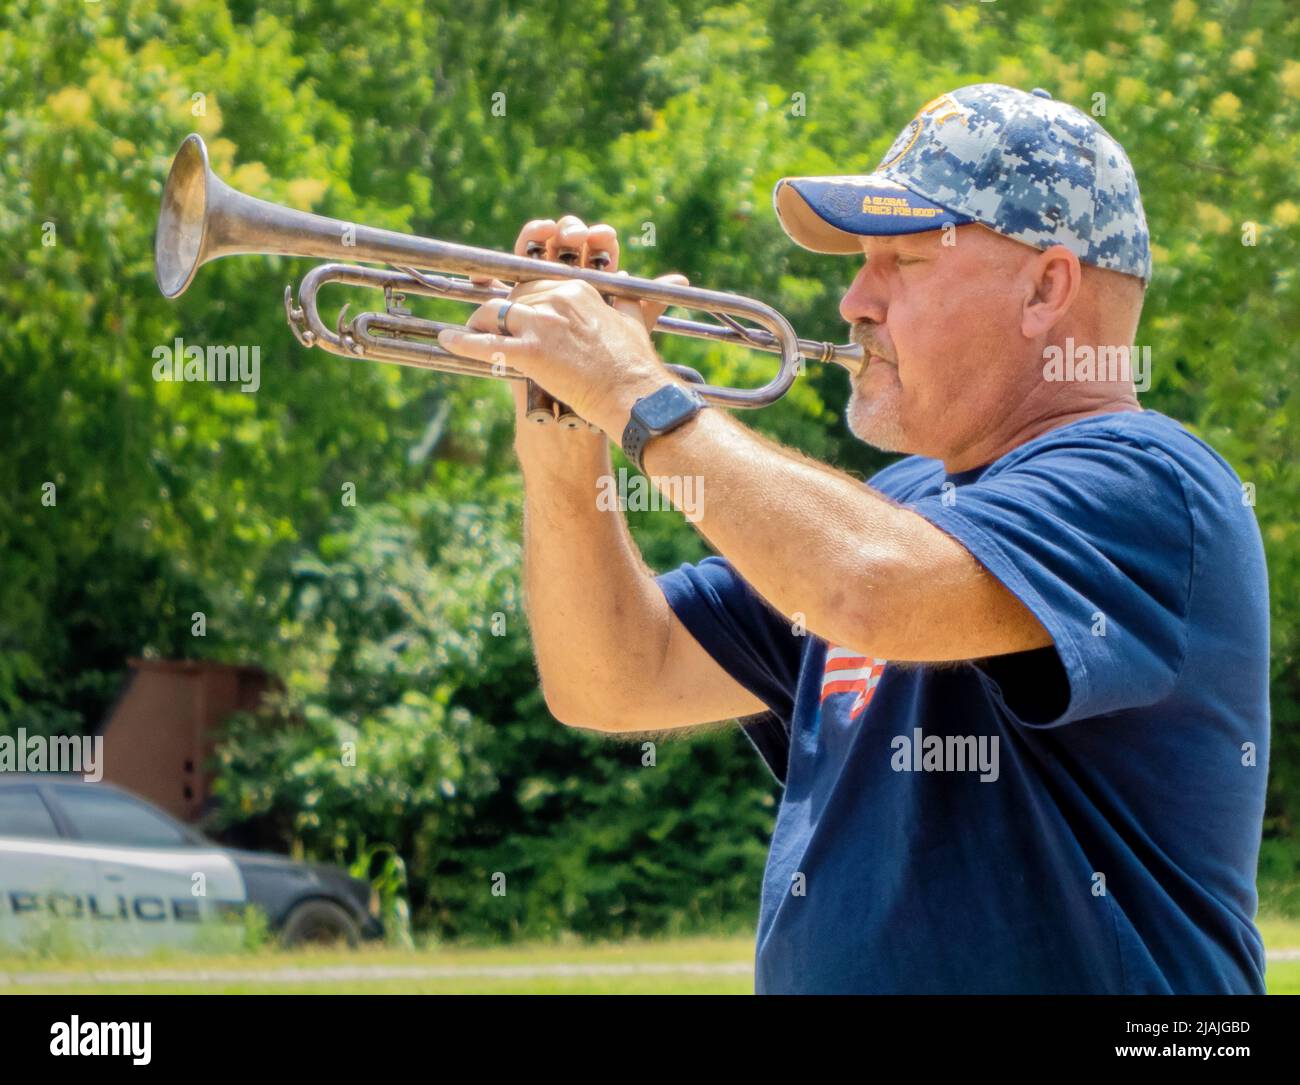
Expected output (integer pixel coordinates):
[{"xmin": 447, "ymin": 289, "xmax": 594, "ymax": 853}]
[
  {"xmin": 2, "ymin": 923, "xmax": 1297, "ymax": 994},
  {"xmin": 1257, "ymin": 916, "xmax": 1300, "ymax": 994},
  {"xmin": 4, "ymin": 973, "xmax": 754, "ymax": 995},
  {"xmin": 1256, "ymin": 915, "xmax": 1300, "ymax": 949},
  {"xmin": 0, "ymin": 935, "xmax": 756, "ymax": 995}
]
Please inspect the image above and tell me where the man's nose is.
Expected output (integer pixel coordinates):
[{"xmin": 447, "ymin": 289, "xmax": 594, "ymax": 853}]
[{"xmin": 839, "ymin": 263, "xmax": 887, "ymax": 326}]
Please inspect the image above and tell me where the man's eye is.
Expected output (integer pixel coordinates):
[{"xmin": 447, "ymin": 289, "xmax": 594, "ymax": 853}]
[{"xmin": 896, "ymin": 256, "xmax": 924, "ymax": 267}]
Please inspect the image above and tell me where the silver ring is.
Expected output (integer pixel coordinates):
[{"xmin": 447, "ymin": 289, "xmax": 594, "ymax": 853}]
[{"xmin": 497, "ymin": 300, "xmax": 515, "ymax": 336}]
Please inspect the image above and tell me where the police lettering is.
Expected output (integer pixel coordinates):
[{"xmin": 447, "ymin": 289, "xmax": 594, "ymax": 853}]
[{"xmin": 5, "ymin": 889, "xmax": 228, "ymax": 923}]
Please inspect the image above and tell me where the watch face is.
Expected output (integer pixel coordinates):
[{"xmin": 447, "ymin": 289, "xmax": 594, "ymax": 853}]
[{"xmin": 636, "ymin": 385, "xmax": 700, "ymax": 432}]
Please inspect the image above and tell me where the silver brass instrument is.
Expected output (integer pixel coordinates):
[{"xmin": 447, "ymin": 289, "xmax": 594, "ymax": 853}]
[{"xmin": 155, "ymin": 134, "xmax": 862, "ymax": 424}]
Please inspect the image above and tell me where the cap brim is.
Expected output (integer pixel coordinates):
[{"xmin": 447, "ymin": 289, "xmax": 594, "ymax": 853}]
[{"xmin": 773, "ymin": 175, "xmax": 972, "ymax": 254}]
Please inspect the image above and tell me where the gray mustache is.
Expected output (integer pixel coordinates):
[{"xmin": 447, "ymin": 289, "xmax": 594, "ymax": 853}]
[{"xmin": 849, "ymin": 324, "xmax": 894, "ymax": 365}]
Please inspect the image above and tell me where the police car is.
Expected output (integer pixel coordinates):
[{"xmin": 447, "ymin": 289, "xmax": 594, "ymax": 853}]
[{"xmin": 0, "ymin": 773, "xmax": 382, "ymax": 952}]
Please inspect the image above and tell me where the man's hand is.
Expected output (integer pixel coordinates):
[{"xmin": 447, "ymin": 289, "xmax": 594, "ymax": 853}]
[
  {"xmin": 442, "ymin": 215, "xmax": 688, "ymax": 438},
  {"xmin": 460, "ymin": 278, "xmax": 666, "ymax": 436}
]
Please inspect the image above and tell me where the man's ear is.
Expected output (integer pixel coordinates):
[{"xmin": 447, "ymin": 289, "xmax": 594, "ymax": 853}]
[{"xmin": 1022, "ymin": 245, "xmax": 1081, "ymax": 338}]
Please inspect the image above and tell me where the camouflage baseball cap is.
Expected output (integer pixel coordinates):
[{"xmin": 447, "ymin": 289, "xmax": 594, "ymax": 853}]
[{"xmin": 773, "ymin": 84, "xmax": 1152, "ymax": 282}]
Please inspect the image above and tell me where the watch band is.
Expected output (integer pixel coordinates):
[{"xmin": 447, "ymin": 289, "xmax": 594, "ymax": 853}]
[
  {"xmin": 621, "ymin": 385, "xmax": 707, "ymax": 474},
  {"xmin": 622, "ymin": 416, "xmax": 652, "ymax": 474}
]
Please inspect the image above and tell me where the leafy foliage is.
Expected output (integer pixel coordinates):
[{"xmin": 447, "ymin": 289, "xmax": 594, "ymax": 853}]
[{"xmin": 1, "ymin": 0, "xmax": 1297, "ymax": 934}]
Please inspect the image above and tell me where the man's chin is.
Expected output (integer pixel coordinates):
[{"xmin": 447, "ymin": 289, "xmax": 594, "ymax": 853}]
[
  {"xmin": 850, "ymin": 425, "xmax": 907, "ymax": 453},
  {"xmin": 847, "ymin": 396, "xmax": 908, "ymax": 453}
]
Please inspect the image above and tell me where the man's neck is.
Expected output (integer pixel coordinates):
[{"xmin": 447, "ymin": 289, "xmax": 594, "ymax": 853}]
[{"xmin": 941, "ymin": 396, "xmax": 1143, "ymax": 475}]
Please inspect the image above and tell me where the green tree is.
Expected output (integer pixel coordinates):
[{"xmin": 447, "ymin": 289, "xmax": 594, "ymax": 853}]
[{"xmin": 2, "ymin": 0, "xmax": 1296, "ymax": 936}]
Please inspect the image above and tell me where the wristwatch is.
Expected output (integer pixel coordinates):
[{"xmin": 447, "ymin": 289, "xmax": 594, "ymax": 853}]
[{"xmin": 621, "ymin": 384, "xmax": 708, "ymax": 473}]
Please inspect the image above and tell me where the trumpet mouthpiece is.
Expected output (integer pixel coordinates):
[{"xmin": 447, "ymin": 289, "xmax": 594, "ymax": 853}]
[{"xmin": 832, "ymin": 343, "xmax": 865, "ymax": 375}]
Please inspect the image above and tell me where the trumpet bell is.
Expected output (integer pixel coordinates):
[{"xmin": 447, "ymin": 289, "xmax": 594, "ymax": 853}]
[{"xmin": 156, "ymin": 134, "xmax": 211, "ymax": 299}]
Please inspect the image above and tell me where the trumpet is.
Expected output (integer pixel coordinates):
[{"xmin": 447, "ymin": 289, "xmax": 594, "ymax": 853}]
[{"xmin": 155, "ymin": 134, "xmax": 862, "ymax": 425}]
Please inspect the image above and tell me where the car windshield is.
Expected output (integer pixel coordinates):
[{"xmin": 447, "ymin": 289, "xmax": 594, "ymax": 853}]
[
  {"xmin": 0, "ymin": 788, "xmax": 60, "ymax": 839},
  {"xmin": 54, "ymin": 785, "xmax": 191, "ymax": 847}
]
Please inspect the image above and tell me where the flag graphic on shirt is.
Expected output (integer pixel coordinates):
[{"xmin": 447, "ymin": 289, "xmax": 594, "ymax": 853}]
[{"xmin": 820, "ymin": 645, "xmax": 888, "ymax": 720}]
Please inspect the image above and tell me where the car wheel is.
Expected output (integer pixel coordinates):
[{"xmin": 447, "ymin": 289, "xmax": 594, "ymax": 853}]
[{"xmin": 280, "ymin": 900, "xmax": 360, "ymax": 948}]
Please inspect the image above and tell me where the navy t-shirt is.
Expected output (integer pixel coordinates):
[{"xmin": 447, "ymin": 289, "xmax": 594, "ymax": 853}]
[{"xmin": 655, "ymin": 410, "xmax": 1270, "ymax": 994}]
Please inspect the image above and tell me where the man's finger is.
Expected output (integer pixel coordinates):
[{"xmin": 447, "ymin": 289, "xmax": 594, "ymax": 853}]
[
  {"xmin": 607, "ymin": 270, "xmax": 642, "ymax": 323},
  {"xmin": 603, "ymin": 270, "xmax": 690, "ymax": 331},
  {"xmin": 463, "ymin": 297, "xmax": 541, "ymax": 335},
  {"xmin": 437, "ymin": 328, "xmax": 531, "ymax": 368},
  {"xmin": 549, "ymin": 215, "xmax": 589, "ymax": 264},
  {"xmin": 643, "ymin": 272, "xmax": 690, "ymax": 326},
  {"xmin": 584, "ymin": 224, "xmax": 620, "ymax": 272},
  {"xmin": 508, "ymin": 278, "xmax": 572, "ymax": 302},
  {"xmin": 515, "ymin": 219, "xmax": 558, "ymax": 258}
]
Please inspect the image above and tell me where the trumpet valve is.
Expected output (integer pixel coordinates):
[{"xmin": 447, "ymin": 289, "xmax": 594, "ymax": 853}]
[
  {"xmin": 525, "ymin": 380, "xmax": 556, "ymax": 424},
  {"xmin": 383, "ymin": 284, "xmax": 411, "ymax": 317}
]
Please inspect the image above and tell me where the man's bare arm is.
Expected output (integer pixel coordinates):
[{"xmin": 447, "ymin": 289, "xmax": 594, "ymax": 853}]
[
  {"xmin": 516, "ymin": 399, "xmax": 766, "ymax": 733},
  {"xmin": 636, "ymin": 404, "xmax": 1051, "ymax": 662}
]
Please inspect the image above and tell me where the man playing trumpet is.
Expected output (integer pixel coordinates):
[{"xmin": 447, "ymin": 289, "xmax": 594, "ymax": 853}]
[{"xmin": 439, "ymin": 84, "xmax": 1270, "ymax": 995}]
